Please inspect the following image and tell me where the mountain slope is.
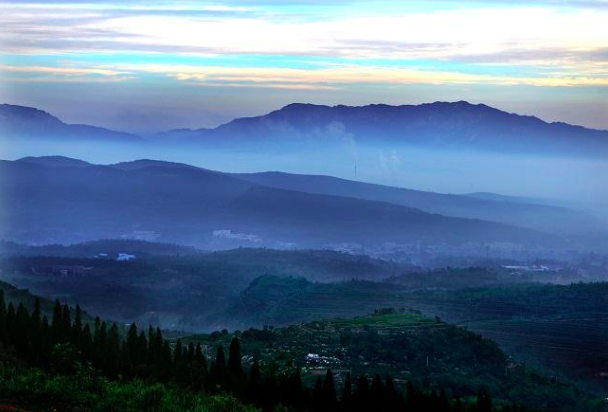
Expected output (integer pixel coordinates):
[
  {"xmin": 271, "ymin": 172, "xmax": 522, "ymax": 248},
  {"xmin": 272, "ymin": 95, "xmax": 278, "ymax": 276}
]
[
  {"xmin": 163, "ymin": 101, "xmax": 608, "ymax": 157},
  {"xmin": 233, "ymin": 171, "xmax": 601, "ymax": 235},
  {"xmin": 4, "ymin": 102, "xmax": 607, "ymax": 157},
  {"xmin": 0, "ymin": 157, "xmax": 552, "ymax": 249},
  {"xmin": 0, "ymin": 104, "xmax": 141, "ymax": 142},
  {"xmin": 101, "ymin": 157, "xmax": 601, "ymax": 236}
]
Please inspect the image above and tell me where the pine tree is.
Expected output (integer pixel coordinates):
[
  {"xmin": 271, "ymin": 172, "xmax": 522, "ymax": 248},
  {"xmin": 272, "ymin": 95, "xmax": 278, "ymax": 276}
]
[
  {"xmin": 283, "ymin": 369, "xmax": 305, "ymax": 410},
  {"xmin": 476, "ymin": 390, "xmax": 492, "ymax": 412},
  {"xmin": 174, "ymin": 339, "xmax": 190, "ymax": 385},
  {"xmin": 214, "ymin": 344, "xmax": 226, "ymax": 390},
  {"xmin": 191, "ymin": 342, "xmax": 207, "ymax": 391},
  {"xmin": 227, "ymin": 336, "xmax": 244, "ymax": 394},
  {"xmin": 39, "ymin": 316, "xmax": 51, "ymax": 366},
  {"xmin": 385, "ymin": 375, "xmax": 399, "ymax": 412},
  {"xmin": 313, "ymin": 376, "xmax": 324, "ymax": 412},
  {"xmin": 51, "ymin": 300, "xmax": 63, "ymax": 344},
  {"xmin": 0, "ymin": 290, "xmax": 7, "ymax": 346},
  {"xmin": 61, "ymin": 304, "xmax": 71, "ymax": 343},
  {"xmin": 14, "ymin": 303, "xmax": 31, "ymax": 359},
  {"xmin": 247, "ymin": 358, "xmax": 262, "ymax": 405},
  {"xmin": 81, "ymin": 323, "xmax": 94, "ymax": 363},
  {"xmin": 342, "ymin": 372, "xmax": 353, "ymax": 411},
  {"xmin": 228, "ymin": 336, "xmax": 243, "ymax": 377},
  {"xmin": 104, "ymin": 323, "xmax": 121, "ymax": 379},
  {"xmin": 6, "ymin": 302, "xmax": 16, "ymax": 347},
  {"xmin": 126, "ymin": 323, "xmax": 138, "ymax": 364},
  {"xmin": 453, "ymin": 398, "xmax": 464, "ymax": 412},
  {"xmin": 370, "ymin": 374, "xmax": 385, "ymax": 406},
  {"xmin": 158, "ymin": 340, "xmax": 173, "ymax": 382},
  {"xmin": 438, "ymin": 389, "xmax": 450, "ymax": 412},
  {"xmin": 136, "ymin": 331, "xmax": 148, "ymax": 367},
  {"xmin": 354, "ymin": 374, "xmax": 370, "ymax": 412},
  {"xmin": 323, "ymin": 369, "xmax": 338, "ymax": 412},
  {"xmin": 71, "ymin": 304, "xmax": 83, "ymax": 348},
  {"xmin": 94, "ymin": 321, "xmax": 107, "ymax": 369},
  {"xmin": 119, "ymin": 341, "xmax": 133, "ymax": 378}
]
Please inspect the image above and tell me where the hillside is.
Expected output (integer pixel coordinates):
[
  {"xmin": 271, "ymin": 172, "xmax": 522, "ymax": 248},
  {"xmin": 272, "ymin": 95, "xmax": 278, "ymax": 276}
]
[
  {"xmin": 2, "ymin": 278, "xmax": 601, "ymax": 412},
  {"xmin": 0, "ymin": 158, "xmax": 552, "ymax": 250},
  {"xmin": 232, "ymin": 171, "xmax": 600, "ymax": 235},
  {"xmin": 160, "ymin": 101, "xmax": 608, "ymax": 157},
  {"xmin": 97, "ymin": 157, "xmax": 600, "ymax": 236},
  {"xmin": 0, "ymin": 247, "xmax": 408, "ymax": 330},
  {"xmin": 221, "ymin": 277, "xmax": 608, "ymax": 395},
  {"xmin": 186, "ymin": 311, "xmax": 604, "ymax": 412},
  {"xmin": 0, "ymin": 104, "xmax": 141, "ymax": 142}
]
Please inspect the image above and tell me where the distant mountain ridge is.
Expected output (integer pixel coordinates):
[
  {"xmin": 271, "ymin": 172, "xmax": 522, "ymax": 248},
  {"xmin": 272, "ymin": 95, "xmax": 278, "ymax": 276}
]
[
  {"xmin": 160, "ymin": 101, "xmax": 608, "ymax": 156},
  {"xmin": 0, "ymin": 156, "xmax": 555, "ymax": 251},
  {"xmin": 0, "ymin": 104, "xmax": 141, "ymax": 142},
  {"xmin": 2, "ymin": 102, "xmax": 607, "ymax": 156},
  {"xmin": 4, "ymin": 155, "xmax": 601, "ymax": 240}
]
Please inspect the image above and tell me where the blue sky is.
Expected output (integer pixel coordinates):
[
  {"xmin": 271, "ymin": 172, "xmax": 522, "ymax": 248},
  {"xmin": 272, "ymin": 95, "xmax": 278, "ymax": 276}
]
[{"xmin": 1, "ymin": 0, "xmax": 607, "ymax": 133}]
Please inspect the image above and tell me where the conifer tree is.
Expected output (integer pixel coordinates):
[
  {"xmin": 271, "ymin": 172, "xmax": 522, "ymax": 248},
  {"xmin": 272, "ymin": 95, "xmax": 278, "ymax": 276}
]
[
  {"xmin": 104, "ymin": 323, "xmax": 121, "ymax": 379},
  {"xmin": 126, "ymin": 323, "xmax": 138, "ymax": 364},
  {"xmin": 119, "ymin": 340, "xmax": 133, "ymax": 378},
  {"xmin": 50, "ymin": 300, "xmax": 63, "ymax": 344},
  {"xmin": 61, "ymin": 304, "xmax": 71, "ymax": 343},
  {"xmin": 385, "ymin": 375, "xmax": 399, "ymax": 412},
  {"xmin": 6, "ymin": 302, "xmax": 16, "ymax": 347},
  {"xmin": 81, "ymin": 323, "xmax": 94, "ymax": 363},
  {"xmin": 323, "ymin": 369, "xmax": 338, "ymax": 412},
  {"xmin": 14, "ymin": 303, "xmax": 31, "ymax": 360},
  {"xmin": 353, "ymin": 374, "xmax": 370, "ymax": 412},
  {"xmin": 136, "ymin": 330, "xmax": 148, "ymax": 367},
  {"xmin": 159, "ymin": 340, "xmax": 173, "ymax": 382},
  {"xmin": 438, "ymin": 389, "xmax": 450, "ymax": 412},
  {"xmin": 0, "ymin": 290, "xmax": 7, "ymax": 346},
  {"xmin": 476, "ymin": 390, "xmax": 493, "ymax": 412},
  {"xmin": 284, "ymin": 369, "xmax": 305, "ymax": 410},
  {"xmin": 247, "ymin": 358, "xmax": 262, "ymax": 405},
  {"xmin": 453, "ymin": 398, "xmax": 464, "ymax": 412},
  {"xmin": 313, "ymin": 376, "xmax": 324, "ymax": 412},
  {"xmin": 342, "ymin": 372, "xmax": 353, "ymax": 411},
  {"xmin": 228, "ymin": 336, "xmax": 243, "ymax": 377},
  {"xmin": 214, "ymin": 344, "xmax": 226, "ymax": 389},
  {"xmin": 29, "ymin": 300, "xmax": 43, "ymax": 365}
]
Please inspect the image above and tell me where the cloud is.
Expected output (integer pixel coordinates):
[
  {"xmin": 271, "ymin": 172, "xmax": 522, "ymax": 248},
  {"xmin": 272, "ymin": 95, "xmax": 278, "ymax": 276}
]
[
  {"xmin": 118, "ymin": 63, "xmax": 608, "ymax": 87},
  {"xmin": 1, "ymin": 1, "xmax": 607, "ymax": 69},
  {"xmin": 2, "ymin": 61, "xmax": 606, "ymax": 88}
]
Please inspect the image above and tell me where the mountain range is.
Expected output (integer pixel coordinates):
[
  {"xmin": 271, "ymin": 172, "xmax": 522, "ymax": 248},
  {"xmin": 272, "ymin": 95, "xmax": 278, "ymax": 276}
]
[
  {"xmin": 2, "ymin": 101, "xmax": 608, "ymax": 157},
  {"xmin": 1, "ymin": 155, "xmax": 601, "ymax": 254},
  {"xmin": 0, "ymin": 104, "xmax": 141, "ymax": 142}
]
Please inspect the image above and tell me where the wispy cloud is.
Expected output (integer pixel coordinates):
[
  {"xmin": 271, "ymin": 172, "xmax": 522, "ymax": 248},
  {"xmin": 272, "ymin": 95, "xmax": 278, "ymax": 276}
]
[
  {"xmin": 4, "ymin": 62, "xmax": 604, "ymax": 88},
  {"xmin": 0, "ymin": 1, "xmax": 606, "ymax": 130}
]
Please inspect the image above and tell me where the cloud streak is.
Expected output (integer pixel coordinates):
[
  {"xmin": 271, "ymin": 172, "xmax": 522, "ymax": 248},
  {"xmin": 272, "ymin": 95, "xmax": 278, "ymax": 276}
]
[{"xmin": 0, "ymin": 0, "xmax": 606, "ymax": 131}]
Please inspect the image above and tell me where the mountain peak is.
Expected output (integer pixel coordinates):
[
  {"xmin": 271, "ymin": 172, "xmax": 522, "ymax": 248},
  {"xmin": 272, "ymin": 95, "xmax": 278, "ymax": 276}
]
[
  {"xmin": 16, "ymin": 155, "xmax": 92, "ymax": 168},
  {"xmin": 0, "ymin": 103, "xmax": 63, "ymax": 125}
]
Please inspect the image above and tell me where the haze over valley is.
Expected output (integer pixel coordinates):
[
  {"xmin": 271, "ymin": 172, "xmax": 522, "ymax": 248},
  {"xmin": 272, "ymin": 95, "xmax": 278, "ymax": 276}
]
[{"xmin": 1, "ymin": 0, "xmax": 607, "ymax": 411}]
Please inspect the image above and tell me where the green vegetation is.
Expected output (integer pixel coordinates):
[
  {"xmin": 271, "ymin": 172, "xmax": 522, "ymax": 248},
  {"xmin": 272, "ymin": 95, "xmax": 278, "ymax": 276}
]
[
  {"xmin": 0, "ymin": 247, "xmax": 404, "ymax": 330},
  {"xmin": 223, "ymin": 276, "xmax": 608, "ymax": 396},
  {"xmin": 188, "ymin": 310, "xmax": 603, "ymax": 412},
  {"xmin": 0, "ymin": 287, "xmax": 569, "ymax": 412},
  {"xmin": 0, "ymin": 368, "xmax": 257, "ymax": 412}
]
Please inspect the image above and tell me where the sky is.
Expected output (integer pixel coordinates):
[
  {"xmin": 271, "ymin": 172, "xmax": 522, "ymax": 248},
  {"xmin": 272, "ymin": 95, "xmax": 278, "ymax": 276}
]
[{"xmin": 1, "ymin": 0, "xmax": 607, "ymax": 133}]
